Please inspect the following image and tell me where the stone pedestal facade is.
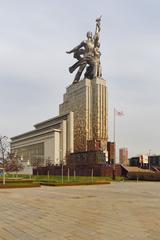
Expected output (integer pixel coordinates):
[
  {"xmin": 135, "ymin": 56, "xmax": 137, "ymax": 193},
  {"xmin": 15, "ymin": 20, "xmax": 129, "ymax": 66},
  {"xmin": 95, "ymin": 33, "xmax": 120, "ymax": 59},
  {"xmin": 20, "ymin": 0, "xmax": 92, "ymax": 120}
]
[{"xmin": 59, "ymin": 77, "xmax": 108, "ymax": 152}]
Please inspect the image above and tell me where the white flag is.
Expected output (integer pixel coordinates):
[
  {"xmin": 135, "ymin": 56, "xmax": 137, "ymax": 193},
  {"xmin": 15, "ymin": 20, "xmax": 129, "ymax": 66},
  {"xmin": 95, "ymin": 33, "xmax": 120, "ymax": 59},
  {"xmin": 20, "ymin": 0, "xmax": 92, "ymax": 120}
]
[{"xmin": 115, "ymin": 109, "xmax": 124, "ymax": 116}]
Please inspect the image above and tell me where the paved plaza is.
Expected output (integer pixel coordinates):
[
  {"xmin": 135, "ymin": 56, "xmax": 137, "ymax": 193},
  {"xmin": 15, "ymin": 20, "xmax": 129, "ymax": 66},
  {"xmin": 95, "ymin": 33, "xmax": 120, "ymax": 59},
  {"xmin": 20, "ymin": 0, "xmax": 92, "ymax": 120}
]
[{"xmin": 0, "ymin": 182, "xmax": 160, "ymax": 240}]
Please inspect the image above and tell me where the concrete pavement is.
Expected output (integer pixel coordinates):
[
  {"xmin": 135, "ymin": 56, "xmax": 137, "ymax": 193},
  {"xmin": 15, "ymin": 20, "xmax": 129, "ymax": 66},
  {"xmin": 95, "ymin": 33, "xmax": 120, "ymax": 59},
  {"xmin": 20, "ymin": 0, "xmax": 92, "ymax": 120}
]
[{"xmin": 0, "ymin": 182, "xmax": 160, "ymax": 240}]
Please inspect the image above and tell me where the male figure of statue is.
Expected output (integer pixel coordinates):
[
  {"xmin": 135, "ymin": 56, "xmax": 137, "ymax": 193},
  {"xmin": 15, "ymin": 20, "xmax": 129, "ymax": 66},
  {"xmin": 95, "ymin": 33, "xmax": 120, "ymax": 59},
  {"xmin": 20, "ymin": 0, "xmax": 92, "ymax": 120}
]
[
  {"xmin": 66, "ymin": 17, "xmax": 102, "ymax": 84},
  {"xmin": 66, "ymin": 31, "xmax": 96, "ymax": 83}
]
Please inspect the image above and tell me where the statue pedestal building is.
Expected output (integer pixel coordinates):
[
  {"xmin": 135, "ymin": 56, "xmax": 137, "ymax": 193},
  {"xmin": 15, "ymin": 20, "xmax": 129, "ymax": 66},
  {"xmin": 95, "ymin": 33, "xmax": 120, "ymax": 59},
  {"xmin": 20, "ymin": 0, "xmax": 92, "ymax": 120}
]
[
  {"xmin": 59, "ymin": 77, "xmax": 108, "ymax": 165},
  {"xmin": 10, "ymin": 18, "xmax": 112, "ymax": 169}
]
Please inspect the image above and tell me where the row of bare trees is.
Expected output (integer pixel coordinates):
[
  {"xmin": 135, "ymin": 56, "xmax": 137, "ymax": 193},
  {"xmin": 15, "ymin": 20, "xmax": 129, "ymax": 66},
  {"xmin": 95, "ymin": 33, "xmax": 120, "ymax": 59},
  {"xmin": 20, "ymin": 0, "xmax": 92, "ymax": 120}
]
[
  {"xmin": 0, "ymin": 135, "xmax": 24, "ymax": 174},
  {"xmin": 0, "ymin": 134, "xmax": 67, "ymax": 177},
  {"xmin": 0, "ymin": 135, "xmax": 9, "ymax": 167}
]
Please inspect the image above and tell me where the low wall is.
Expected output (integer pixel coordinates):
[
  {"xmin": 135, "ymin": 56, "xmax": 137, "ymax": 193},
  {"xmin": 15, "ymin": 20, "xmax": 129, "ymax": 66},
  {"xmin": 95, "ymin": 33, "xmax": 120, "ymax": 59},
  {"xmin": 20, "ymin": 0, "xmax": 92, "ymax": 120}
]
[
  {"xmin": 127, "ymin": 172, "xmax": 160, "ymax": 181},
  {"xmin": 33, "ymin": 164, "xmax": 122, "ymax": 177}
]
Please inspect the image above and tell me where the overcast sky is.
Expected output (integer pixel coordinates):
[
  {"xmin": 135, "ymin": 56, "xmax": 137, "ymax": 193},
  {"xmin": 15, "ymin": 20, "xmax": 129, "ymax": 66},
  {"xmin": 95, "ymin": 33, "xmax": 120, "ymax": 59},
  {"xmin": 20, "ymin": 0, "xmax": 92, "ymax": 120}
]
[{"xmin": 0, "ymin": 0, "xmax": 160, "ymax": 157}]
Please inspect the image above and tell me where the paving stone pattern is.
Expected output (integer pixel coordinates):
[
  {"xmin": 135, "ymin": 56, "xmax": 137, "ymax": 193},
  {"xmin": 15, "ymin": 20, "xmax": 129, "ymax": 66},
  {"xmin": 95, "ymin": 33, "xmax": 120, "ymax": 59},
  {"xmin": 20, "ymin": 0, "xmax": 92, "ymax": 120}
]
[{"xmin": 0, "ymin": 182, "xmax": 160, "ymax": 240}]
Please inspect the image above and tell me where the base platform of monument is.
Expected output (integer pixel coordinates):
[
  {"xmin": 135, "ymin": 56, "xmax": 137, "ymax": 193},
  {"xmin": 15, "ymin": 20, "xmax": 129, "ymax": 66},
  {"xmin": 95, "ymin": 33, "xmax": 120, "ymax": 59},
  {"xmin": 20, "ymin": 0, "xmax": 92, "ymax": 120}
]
[
  {"xmin": 67, "ymin": 150, "xmax": 106, "ymax": 167},
  {"xmin": 33, "ymin": 164, "xmax": 122, "ymax": 177}
]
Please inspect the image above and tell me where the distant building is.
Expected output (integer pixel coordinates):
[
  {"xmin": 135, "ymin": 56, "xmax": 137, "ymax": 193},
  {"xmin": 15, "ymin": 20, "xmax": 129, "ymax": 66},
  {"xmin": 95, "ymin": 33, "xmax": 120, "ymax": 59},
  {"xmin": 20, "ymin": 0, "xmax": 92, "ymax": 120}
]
[
  {"xmin": 119, "ymin": 148, "xmax": 128, "ymax": 165},
  {"xmin": 129, "ymin": 156, "xmax": 140, "ymax": 167},
  {"xmin": 129, "ymin": 154, "xmax": 160, "ymax": 169},
  {"xmin": 129, "ymin": 155, "xmax": 148, "ymax": 168},
  {"xmin": 149, "ymin": 155, "xmax": 160, "ymax": 167}
]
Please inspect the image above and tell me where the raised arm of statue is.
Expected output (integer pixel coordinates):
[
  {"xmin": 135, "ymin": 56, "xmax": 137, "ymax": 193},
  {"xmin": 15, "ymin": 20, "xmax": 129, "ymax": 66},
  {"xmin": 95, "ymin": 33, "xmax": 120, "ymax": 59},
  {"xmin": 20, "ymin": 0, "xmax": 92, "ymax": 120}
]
[
  {"xmin": 66, "ymin": 42, "xmax": 85, "ymax": 54},
  {"xmin": 95, "ymin": 16, "xmax": 102, "ymax": 35},
  {"xmin": 94, "ymin": 16, "xmax": 102, "ymax": 47}
]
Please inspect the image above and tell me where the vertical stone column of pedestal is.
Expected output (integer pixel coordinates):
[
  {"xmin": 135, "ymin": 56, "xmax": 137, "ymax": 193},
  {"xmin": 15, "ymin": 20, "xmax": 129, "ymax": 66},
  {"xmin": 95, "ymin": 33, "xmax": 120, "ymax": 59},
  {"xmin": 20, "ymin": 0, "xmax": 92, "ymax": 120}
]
[
  {"xmin": 59, "ymin": 79, "xmax": 89, "ymax": 152},
  {"xmin": 91, "ymin": 78, "xmax": 108, "ymax": 141},
  {"xmin": 60, "ymin": 120, "xmax": 67, "ymax": 163},
  {"xmin": 86, "ymin": 79, "xmax": 92, "ymax": 141},
  {"xmin": 67, "ymin": 111, "xmax": 74, "ymax": 154},
  {"xmin": 53, "ymin": 131, "xmax": 60, "ymax": 165}
]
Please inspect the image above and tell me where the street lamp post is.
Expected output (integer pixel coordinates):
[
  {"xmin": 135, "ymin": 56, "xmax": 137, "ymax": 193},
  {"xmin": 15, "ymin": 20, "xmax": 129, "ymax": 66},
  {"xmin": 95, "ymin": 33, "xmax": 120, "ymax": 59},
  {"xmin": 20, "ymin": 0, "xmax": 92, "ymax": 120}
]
[
  {"xmin": 112, "ymin": 108, "xmax": 116, "ymax": 180},
  {"xmin": 0, "ymin": 168, "xmax": 5, "ymax": 185},
  {"xmin": 67, "ymin": 167, "xmax": 70, "ymax": 182},
  {"xmin": 148, "ymin": 149, "xmax": 151, "ymax": 170},
  {"xmin": 61, "ymin": 160, "xmax": 64, "ymax": 184},
  {"xmin": 60, "ymin": 149, "xmax": 64, "ymax": 184},
  {"xmin": 3, "ymin": 169, "xmax": 5, "ymax": 185}
]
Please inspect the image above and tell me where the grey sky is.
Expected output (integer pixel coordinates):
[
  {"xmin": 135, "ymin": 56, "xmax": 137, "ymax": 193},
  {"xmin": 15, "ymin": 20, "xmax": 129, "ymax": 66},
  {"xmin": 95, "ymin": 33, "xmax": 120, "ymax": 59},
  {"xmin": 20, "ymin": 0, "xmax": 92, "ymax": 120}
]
[{"xmin": 0, "ymin": 0, "xmax": 160, "ymax": 157}]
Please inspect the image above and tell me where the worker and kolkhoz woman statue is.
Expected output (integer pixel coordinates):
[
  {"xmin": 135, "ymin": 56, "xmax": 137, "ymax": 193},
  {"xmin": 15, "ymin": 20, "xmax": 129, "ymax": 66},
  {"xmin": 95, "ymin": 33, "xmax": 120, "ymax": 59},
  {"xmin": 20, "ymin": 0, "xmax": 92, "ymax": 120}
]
[{"xmin": 66, "ymin": 17, "xmax": 102, "ymax": 84}]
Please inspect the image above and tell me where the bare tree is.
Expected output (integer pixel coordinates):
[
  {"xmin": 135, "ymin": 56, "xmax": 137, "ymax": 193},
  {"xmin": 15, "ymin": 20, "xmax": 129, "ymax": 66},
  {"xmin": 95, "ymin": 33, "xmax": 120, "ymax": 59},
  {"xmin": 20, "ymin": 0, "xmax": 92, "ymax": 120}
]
[
  {"xmin": 45, "ymin": 157, "xmax": 53, "ymax": 167},
  {"xmin": 31, "ymin": 157, "xmax": 44, "ymax": 176},
  {"xmin": 31, "ymin": 157, "xmax": 44, "ymax": 168},
  {"xmin": 5, "ymin": 157, "xmax": 24, "ymax": 176},
  {"xmin": 0, "ymin": 135, "xmax": 9, "ymax": 167}
]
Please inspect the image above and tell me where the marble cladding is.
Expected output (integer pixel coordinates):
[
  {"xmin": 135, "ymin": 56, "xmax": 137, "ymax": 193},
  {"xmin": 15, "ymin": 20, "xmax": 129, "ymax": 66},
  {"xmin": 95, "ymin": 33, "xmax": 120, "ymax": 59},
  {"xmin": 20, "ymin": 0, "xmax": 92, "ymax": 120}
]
[{"xmin": 59, "ymin": 77, "xmax": 108, "ymax": 152}]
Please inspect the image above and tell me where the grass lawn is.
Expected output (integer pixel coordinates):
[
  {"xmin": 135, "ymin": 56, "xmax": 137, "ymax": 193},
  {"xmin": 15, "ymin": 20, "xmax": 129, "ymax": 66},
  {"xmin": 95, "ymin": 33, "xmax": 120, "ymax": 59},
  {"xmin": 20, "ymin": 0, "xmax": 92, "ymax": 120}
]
[
  {"xmin": 0, "ymin": 175, "xmax": 124, "ymax": 187},
  {"xmin": 3, "ymin": 174, "xmax": 124, "ymax": 185},
  {"xmin": 0, "ymin": 175, "xmax": 40, "ymax": 188}
]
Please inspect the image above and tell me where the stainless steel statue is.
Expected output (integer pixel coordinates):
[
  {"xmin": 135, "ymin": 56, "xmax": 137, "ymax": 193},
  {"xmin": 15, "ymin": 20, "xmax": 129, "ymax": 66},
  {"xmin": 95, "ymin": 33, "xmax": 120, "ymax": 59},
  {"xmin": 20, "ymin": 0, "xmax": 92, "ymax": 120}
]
[{"xmin": 66, "ymin": 17, "xmax": 102, "ymax": 84}]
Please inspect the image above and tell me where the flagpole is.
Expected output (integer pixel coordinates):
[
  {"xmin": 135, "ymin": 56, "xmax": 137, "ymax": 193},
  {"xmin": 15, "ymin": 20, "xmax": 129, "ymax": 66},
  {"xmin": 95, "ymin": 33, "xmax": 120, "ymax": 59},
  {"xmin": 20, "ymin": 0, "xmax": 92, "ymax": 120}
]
[
  {"xmin": 113, "ymin": 107, "xmax": 116, "ymax": 180},
  {"xmin": 113, "ymin": 108, "xmax": 124, "ymax": 173},
  {"xmin": 113, "ymin": 107, "xmax": 116, "ymax": 143}
]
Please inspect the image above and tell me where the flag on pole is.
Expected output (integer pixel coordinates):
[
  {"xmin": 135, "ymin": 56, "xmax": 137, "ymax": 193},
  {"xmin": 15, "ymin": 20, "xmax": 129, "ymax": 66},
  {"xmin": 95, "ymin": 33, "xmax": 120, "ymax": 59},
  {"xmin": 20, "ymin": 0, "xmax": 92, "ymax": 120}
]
[
  {"xmin": 115, "ymin": 109, "xmax": 124, "ymax": 116},
  {"xmin": 113, "ymin": 108, "xmax": 124, "ymax": 143}
]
